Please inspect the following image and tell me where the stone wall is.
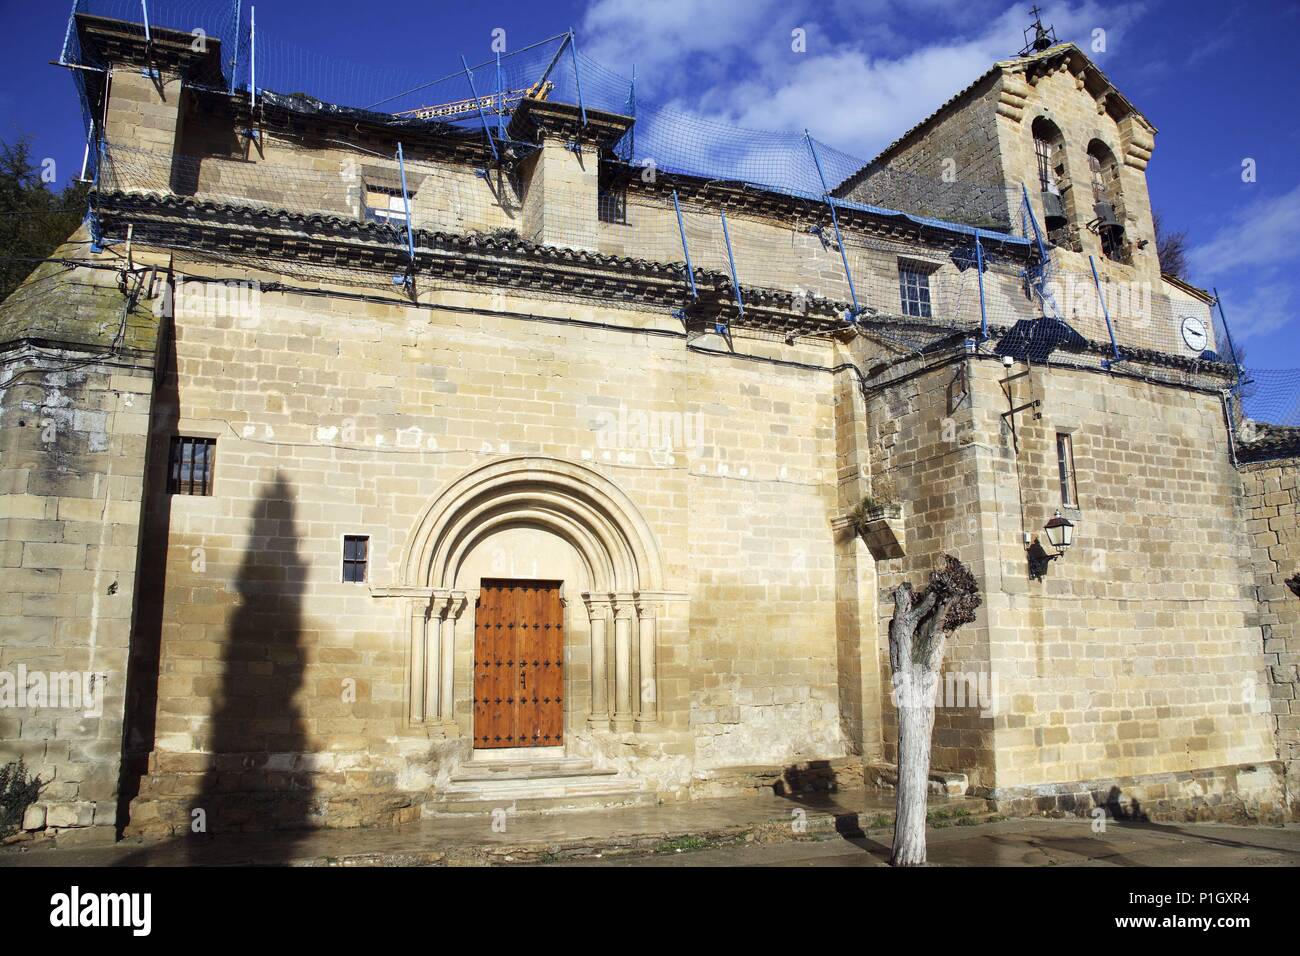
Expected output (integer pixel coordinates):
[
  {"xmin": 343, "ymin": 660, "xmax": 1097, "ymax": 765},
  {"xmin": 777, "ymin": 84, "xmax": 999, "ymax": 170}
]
[
  {"xmin": 842, "ymin": 77, "xmax": 1014, "ymax": 230},
  {"xmin": 856, "ymin": 353, "xmax": 1281, "ymax": 817},
  {"xmin": 118, "ymin": 264, "xmax": 855, "ymax": 835},
  {"xmin": 0, "ymin": 252, "xmax": 159, "ymax": 844},
  {"xmin": 1240, "ymin": 457, "xmax": 1300, "ymax": 815},
  {"xmin": 863, "ymin": 355, "xmax": 998, "ymax": 788},
  {"xmin": 968, "ymin": 360, "xmax": 1277, "ymax": 794}
]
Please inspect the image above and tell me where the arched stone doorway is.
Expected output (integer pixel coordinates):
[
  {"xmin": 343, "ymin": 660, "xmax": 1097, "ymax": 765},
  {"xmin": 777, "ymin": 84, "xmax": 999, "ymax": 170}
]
[{"xmin": 392, "ymin": 457, "xmax": 665, "ymax": 743}]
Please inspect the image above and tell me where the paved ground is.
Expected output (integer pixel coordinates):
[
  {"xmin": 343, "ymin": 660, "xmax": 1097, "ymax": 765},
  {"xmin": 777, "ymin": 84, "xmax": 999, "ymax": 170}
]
[
  {"xmin": 2, "ymin": 789, "xmax": 1296, "ymax": 867},
  {"xmin": 550, "ymin": 818, "xmax": 1300, "ymax": 867}
]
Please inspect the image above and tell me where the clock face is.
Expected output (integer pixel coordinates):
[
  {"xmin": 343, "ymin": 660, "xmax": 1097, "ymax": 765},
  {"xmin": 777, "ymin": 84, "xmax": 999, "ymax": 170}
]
[{"xmin": 1180, "ymin": 315, "xmax": 1208, "ymax": 352}]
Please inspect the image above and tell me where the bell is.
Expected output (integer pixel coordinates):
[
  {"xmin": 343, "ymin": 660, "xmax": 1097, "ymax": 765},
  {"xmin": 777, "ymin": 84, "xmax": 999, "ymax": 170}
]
[
  {"xmin": 1093, "ymin": 201, "xmax": 1124, "ymax": 240},
  {"xmin": 1042, "ymin": 190, "xmax": 1067, "ymax": 232}
]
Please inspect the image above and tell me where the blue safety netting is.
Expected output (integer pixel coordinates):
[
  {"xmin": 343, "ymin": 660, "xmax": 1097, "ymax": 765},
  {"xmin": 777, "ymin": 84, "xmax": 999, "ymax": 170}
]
[
  {"xmin": 56, "ymin": 3, "xmax": 1300, "ymax": 432},
  {"xmin": 1239, "ymin": 369, "xmax": 1300, "ymax": 427},
  {"xmin": 60, "ymin": 0, "xmax": 241, "ymax": 74},
  {"xmin": 59, "ymin": 2, "xmax": 1023, "ymax": 232}
]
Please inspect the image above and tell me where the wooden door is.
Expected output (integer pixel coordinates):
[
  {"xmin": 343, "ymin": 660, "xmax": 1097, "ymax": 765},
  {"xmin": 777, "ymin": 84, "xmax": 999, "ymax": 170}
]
[{"xmin": 473, "ymin": 579, "xmax": 564, "ymax": 748}]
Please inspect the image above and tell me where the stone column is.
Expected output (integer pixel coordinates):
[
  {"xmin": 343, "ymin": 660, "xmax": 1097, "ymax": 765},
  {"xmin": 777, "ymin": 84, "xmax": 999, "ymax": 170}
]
[
  {"xmin": 612, "ymin": 596, "xmax": 635, "ymax": 732},
  {"xmin": 635, "ymin": 600, "xmax": 658, "ymax": 727},
  {"xmin": 408, "ymin": 598, "xmax": 429, "ymax": 724},
  {"xmin": 439, "ymin": 592, "xmax": 465, "ymax": 733},
  {"xmin": 583, "ymin": 593, "xmax": 611, "ymax": 729},
  {"xmin": 424, "ymin": 598, "xmax": 443, "ymax": 727}
]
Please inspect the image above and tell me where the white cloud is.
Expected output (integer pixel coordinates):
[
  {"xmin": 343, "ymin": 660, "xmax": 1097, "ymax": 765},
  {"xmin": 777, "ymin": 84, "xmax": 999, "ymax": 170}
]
[
  {"xmin": 580, "ymin": 1, "xmax": 1145, "ymax": 161},
  {"xmin": 581, "ymin": 0, "xmax": 793, "ymax": 80},
  {"xmin": 1188, "ymin": 182, "xmax": 1300, "ymax": 278},
  {"xmin": 1188, "ymin": 182, "xmax": 1300, "ymax": 344},
  {"xmin": 1220, "ymin": 281, "xmax": 1296, "ymax": 342}
]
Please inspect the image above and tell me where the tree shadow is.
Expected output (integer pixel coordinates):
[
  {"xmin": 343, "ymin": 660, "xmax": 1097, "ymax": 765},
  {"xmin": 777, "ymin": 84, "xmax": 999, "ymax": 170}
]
[
  {"xmin": 184, "ymin": 474, "xmax": 313, "ymax": 862},
  {"xmin": 115, "ymin": 473, "xmax": 313, "ymax": 866},
  {"xmin": 774, "ymin": 761, "xmax": 867, "ymax": 839}
]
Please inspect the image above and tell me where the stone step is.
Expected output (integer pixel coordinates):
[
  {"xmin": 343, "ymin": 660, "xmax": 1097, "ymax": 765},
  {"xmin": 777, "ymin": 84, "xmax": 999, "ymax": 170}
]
[
  {"xmin": 424, "ymin": 784, "xmax": 657, "ymax": 817},
  {"xmin": 451, "ymin": 758, "xmax": 614, "ymax": 783},
  {"xmin": 436, "ymin": 773, "xmax": 635, "ymax": 798},
  {"xmin": 430, "ymin": 756, "xmax": 652, "ymax": 816}
]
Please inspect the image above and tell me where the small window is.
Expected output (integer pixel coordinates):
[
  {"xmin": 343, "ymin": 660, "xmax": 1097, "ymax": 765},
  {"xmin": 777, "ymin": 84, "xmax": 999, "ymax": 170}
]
[
  {"xmin": 598, "ymin": 184, "xmax": 627, "ymax": 224},
  {"xmin": 364, "ymin": 184, "xmax": 413, "ymax": 226},
  {"xmin": 167, "ymin": 436, "xmax": 215, "ymax": 496},
  {"xmin": 898, "ymin": 265, "xmax": 933, "ymax": 318},
  {"xmin": 1056, "ymin": 433, "xmax": 1078, "ymax": 508},
  {"xmin": 342, "ymin": 535, "xmax": 369, "ymax": 583}
]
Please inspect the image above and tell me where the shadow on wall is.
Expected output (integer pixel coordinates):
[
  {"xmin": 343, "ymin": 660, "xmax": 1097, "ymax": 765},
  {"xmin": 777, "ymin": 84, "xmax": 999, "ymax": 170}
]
[
  {"xmin": 116, "ymin": 303, "xmax": 178, "ymax": 835},
  {"xmin": 185, "ymin": 473, "xmax": 314, "ymax": 860},
  {"xmin": 116, "ymin": 474, "xmax": 314, "ymax": 864},
  {"xmin": 1102, "ymin": 786, "xmax": 1149, "ymax": 823}
]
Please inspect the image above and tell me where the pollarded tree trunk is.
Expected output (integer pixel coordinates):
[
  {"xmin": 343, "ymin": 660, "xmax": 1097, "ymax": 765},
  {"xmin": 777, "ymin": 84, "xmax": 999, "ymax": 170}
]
[{"xmin": 886, "ymin": 556, "xmax": 981, "ymax": 867}]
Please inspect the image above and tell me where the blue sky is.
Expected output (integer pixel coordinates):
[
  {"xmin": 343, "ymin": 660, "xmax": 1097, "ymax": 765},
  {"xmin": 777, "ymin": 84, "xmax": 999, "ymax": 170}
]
[{"xmin": 2, "ymin": 0, "xmax": 1296, "ymax": 368}]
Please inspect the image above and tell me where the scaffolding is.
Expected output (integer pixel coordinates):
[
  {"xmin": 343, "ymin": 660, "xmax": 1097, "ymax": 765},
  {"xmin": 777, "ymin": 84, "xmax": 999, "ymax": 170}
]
[{"xmin": 52, "ymin": 0, "xmax": 1299, "ymax": 431}]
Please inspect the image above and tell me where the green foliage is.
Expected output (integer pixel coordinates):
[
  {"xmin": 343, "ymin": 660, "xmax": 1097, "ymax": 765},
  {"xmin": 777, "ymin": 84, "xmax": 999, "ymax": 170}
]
[
  {"xmin": 653, "ymin": 835, "xmax": 713, "ymax": 854},
  {"xmin": 848, "ymin": 491, "xmax": 900, "ymax": 537},
  {"xmin": 0, "ymin": 759, "xmax": 42, "ymax": 839},
  {"xmin": 0, "ymin": 136, "xmax": 90, "ymax": 304}
]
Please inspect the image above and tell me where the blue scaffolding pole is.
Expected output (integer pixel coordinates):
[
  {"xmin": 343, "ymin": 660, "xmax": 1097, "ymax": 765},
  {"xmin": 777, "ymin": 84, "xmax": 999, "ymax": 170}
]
[
  {"xmin": 1020, "ymin": 184, "xmax": 1049, "ymax": 264},
  {"xmin": 250, "ymin": 5, "xmax": 257, "ymax": 111},
  {"xmin": 394, "ymin": 142, "xmax": 416, "ymax": 286},
  {"xmin": 1213, "ymin": 287, "xmax": 1245, "ymax": 390},
  {"xmin": 461, "ymin": 56, "xmax": 499, "ymax": 163},
  {"xmin": 671, "ymin": 190, "xmax": 697, "ymax": 299},
  {"xmin": 230, "ymin": 1, "xmax": 241, "ymax": 93},
  {"xmin": 805, "ymin": 131, "xmax": 859, "ymax": 320},
  {"xmin": 567, "ymin": 28, "xmax": 587, "ymax": 126},
  {"xmin": 140, "ymin": 0, "xmax": 152, "ymax": 43},
  {"xmin": 1020, "ymin": 184, "xmax": 1059, "ymax": 319},
  {"xmin": 495, "ymin": 51, "xmax": 505, "ymax": 139},
  {"xmin": 60, "ymin": 1, "xmax": 80, "ymax": 66},
  {"xmin": 720, "ymin": 209, "xmax": 744, "ymax": 330},
  {"xmin": 1088, "ymin": 255, "xmax": 1122, "ymax": 366},
  {"xmin": 974, "ymin": 231, "xmax": 988, "ymax": 341},
  {"xmin": 626, "ymin": 66, "xmax": 635, "ymax": 161}
]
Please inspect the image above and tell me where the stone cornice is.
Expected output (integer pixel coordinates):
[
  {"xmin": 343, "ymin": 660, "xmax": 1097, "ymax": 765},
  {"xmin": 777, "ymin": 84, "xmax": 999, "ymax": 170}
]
[
  {"xmin": 507, "ymin": 99, "xmax": 634, "ymax": 150},
  {"xmin": 95, "ymin": 190, "xmax": 857, "ymax": 334},
  {"xmin": 74, "ymin": 13, "xmax": 225, "ymax": 85}
]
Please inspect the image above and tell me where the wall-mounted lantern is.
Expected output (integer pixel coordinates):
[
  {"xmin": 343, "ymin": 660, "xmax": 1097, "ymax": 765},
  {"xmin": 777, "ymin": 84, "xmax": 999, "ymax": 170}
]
[{"xmin": 1028, "ymin": 510, "xmax": 1075, "ymax": 579}]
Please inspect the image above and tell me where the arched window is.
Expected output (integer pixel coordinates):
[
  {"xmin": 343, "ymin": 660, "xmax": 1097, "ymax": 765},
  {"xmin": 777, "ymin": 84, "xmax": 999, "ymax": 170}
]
[
  {"xmin": 1031, "ymin": 117, "xmax": 1071, "ymax": 237},
  {"xmin": 1087, "ymin": 140, "xmax": 1126, "ymax": 261}
]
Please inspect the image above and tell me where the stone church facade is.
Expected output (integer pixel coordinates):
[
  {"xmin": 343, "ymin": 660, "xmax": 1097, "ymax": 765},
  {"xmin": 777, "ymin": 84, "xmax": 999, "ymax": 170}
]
[{"xmin": 1, "ymin": 13, "xmax": 1295, "ymax": 843}]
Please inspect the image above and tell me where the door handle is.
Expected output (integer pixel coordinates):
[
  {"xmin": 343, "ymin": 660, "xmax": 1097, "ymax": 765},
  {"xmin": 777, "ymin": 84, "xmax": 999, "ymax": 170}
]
[{"xmin": 520, "ymin": 668, "xmax": 526, "ymax": 690}]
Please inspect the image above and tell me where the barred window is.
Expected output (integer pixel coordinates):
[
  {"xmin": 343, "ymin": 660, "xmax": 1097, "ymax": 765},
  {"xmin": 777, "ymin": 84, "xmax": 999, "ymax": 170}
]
[
  {"xmin": 598, "ymin": 184, "xmax": 627, "ymax": 224},
  {"xmin": 1057, "ymin": 433, "xmax": 1079, "ymax": 508},
  {"xmin": 167, "ymin": 436, "xmax": 215, "ymax": 496},
  {"xmin": 1035, "ymin": 134, "xmax": 1054, "ymax": 193},
  {"xmin": 342, "ymin": 535, "xmax": 369, "ymax": 583},
  {"xmin": 364, "ymin": 184, "xmax": 413, "ymax": 226},
  {"xmin": 898, "ymin": 265, "xmax": 933, "ymax": 318}
]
